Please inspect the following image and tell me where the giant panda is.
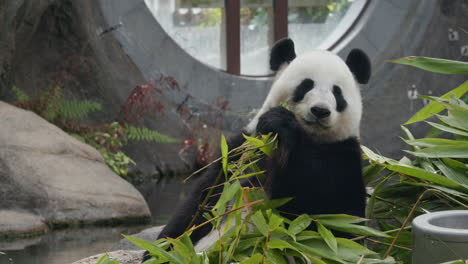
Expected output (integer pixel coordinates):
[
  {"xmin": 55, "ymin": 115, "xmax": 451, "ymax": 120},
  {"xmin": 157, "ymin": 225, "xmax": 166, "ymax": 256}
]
[{"xmin": 142, "ymin": 38, "xmax": 371, "ymax": 261}]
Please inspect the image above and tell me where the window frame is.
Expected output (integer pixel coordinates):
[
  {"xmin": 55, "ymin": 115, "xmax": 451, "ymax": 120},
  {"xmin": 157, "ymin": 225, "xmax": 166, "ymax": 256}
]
[{"xmin": 224, "ymin": 0, "xmax": 371, "ymax": 76}]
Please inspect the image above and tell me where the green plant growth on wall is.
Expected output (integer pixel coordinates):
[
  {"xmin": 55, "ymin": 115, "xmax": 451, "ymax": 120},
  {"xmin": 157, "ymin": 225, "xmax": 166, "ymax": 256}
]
[{"xmin": 10, "ymin": 85, "xmax": 180, "ymax": 177}]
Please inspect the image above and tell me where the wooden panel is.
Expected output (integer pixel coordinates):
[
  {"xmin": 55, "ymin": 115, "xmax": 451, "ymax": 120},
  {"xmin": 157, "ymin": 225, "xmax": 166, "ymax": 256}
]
[
  {"xmin": 274, "ymin": 0, "xmax": 288, "ymax": 41},
  {"xmin": 225, "ymin": 0, "xmax": 241, "ymax": 74}
]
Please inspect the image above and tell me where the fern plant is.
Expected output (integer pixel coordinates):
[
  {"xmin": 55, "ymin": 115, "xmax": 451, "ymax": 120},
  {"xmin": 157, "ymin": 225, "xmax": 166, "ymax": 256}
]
[
  {"xmin": 127, "ymin": 125, "xmax": 180, "ymax": 143},
  {"xmin": 59, "ymin": 100, "xmax": 102, "ymax": 121},
  {"xmin": 9, "ymin": 85, "xmax": 181, "ymax": 177},
  {"xmin": 11, "ymin": 85, "xmax": 30, "ymax": 101}
]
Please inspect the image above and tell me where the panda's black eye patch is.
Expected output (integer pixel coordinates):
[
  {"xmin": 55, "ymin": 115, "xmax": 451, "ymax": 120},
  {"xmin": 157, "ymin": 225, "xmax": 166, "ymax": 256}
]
[
  {"xmin": 292, "ymin": 79, "xmax": 314, "ymax": 102},
  {"xmin": 333, "ymin": 85, "xmax": 347, "ymax": 112}
]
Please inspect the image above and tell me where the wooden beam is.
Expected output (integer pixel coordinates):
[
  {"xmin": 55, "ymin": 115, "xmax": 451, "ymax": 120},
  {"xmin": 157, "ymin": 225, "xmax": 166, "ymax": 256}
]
[
  {"xmin": 273, "ymin": 0, "xmax": 288, "ymax": 41},
  {"xmin": 225, "ymin": 0, "xmax": 240, "ymax": 75}
]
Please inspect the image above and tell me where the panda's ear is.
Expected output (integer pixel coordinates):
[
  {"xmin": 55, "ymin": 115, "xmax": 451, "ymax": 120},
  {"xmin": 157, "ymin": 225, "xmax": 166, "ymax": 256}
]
[
  {"xmin": 346, "ymin": 49, "xmax": 371, "ymax": 84},
  {"xmin": 270, "ymin": 38, "xmax": 296, "ymax": 71}
]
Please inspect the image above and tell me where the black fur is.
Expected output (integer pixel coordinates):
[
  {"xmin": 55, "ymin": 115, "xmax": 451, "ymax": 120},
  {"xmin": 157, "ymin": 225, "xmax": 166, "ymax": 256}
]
[
  {"xmin": 346, "ymin": 49, "xmax": 371, "ymax": 84},
  {"xmin": 142, "ymin": 134, "xmax": 256, "ymax": 262},
  {"xmin": 292, "ymin": 79, "xmax": 315, "ymax": 103},
  {"xmin": 270, "ymin": 38, "xmax": 297, "ymax": 71},
  {"xmin": 258, "ymin": 107, "xmax": 365, "ymax": 219},
  {"xmin": 142, "ymin": 107, "xmax": 366, "ymax": 262},
  {"xmin": 333, "ymin": 85, "xmax": 348, "ymax": 112}
]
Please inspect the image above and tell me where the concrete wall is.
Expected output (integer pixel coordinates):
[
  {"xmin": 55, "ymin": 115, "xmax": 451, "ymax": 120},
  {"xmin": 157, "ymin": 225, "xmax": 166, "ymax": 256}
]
[
  {"xmin": 97, "ymin": 0, "xmax": 468, "ymax": 161},
  {"xmin": 3, "ymin": 0, "xmax": 466, "ymax": 177}
]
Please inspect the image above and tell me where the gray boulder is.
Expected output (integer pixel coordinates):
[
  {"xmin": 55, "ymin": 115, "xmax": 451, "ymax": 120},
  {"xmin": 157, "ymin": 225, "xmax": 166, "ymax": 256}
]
[
  {"xmin": 0, "ymin": 101, "xmax": 150, "ymax": 238},
  {"xmin": 71, "ymin": 250, "xmax": 144, "ymax": 264}
]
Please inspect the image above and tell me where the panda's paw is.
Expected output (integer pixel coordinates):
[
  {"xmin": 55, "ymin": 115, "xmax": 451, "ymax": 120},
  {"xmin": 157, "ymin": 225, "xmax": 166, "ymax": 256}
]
[
  {"xmin": 256, "ymin": 106, "xmax": 297, "ymax": 137},
  {"xmin": 141, "ymin": 250, "xmax": 151, "ymax": 263}
]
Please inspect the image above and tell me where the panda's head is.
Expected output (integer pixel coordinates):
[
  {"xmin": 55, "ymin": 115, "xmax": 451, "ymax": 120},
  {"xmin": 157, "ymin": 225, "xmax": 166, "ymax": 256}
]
[{"xmin": 247, "ymin": 38, "xmax": 371, "ymax": 143}]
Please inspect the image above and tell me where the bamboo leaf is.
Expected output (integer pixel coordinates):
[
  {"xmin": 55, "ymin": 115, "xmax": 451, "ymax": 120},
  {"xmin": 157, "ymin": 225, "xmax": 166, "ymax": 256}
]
[
  {"xmin": 385, "ymin": 162, "xmax": 464, "ymax": 190},
  {"xmin": 317, "ymin": 219, "xmax": 389, "ymax": 237},
  {"xmin": 288, "ymin": 214, "xmax": 312, "ymax": 235},
  {"xmin": 123, "ymin": 235, "xmax": 175, "ymax": 263},
  {"xmin": 221, "ymin": 135, "xmax": 228, "ymax": 177},
  {"xmin": 336, "ymin": 238, "xmax": 375, "ymax": 255},
  {"xmin": 310, "ymin": 214, "xmax": 366, "ymax": 224},
  {"xmin": 444, "ymin": 102, "xmax": 468, "ymax": 129},
  {"xmin": 265, "ymin": 249, "xmax": 288, "ymax": 264},
  {"xmin": 268, "ymin": 213, "xmax": 284, "ymax": 230},
  {"xmin": 213, "ymin": 181, "xmax": 241, "ymax": 214},
  {"xmin": 251, "ymin": 211, "xmax": 269, "ymax": 236},
  {"xmin": 243, "ymin": 134, "xmax": 274, "ymax": 155},
  {"xmin": 442, "ymin": 158, "xmax": 468, "ymax": 171},
  {"xmin": 404, "ymin": 138, "xmax": 468, "ymax": 148},
  {"xmin": 363, "ymin": 163, "xmax": 385, "ymax": 186},
  {"xmin": 438, "ymin": 114, "xmax": 468, "ymax": 132},
  {"xmin": 403, "ymin": 81, "xmax": 468, "ymax": 124},
  {"xmin": 406, "ymin": 146, "xmax": 468, "ymax": 159},
  {"xmin": 96, "ymin": 255, "xmax": 119, "ymax": 264},
  {"xmin": 433, "ymin": 160, "xmax": 468, "ymax": 185},
  {"xmin": 388, "ymin": 56, "xmax": 468, "ymax": 74},
  {"xmin": 268, "ymin": 239, "xmax": 296, "ymax": 250},
  {"xmin": 426, "ymin": 121, "xmax": 468, "ymax": 137},
  {"xmin": 317, "ymin": 222, "xmax": 338, "ymax": 254},
  {"xmin": 290, "ymin": 241, "xmax": 347, "ymax": 264},
  {"xmin": 439, "ymin": 260, "xmax": 465, "ymax": 264},
  {"xmin": 361, "ymin": 145, "xmax": 392, "ymax": 163},
  {"xmin": 296, "ymin": 230, "xmax": 321, "ymax": 241},
  {"xmin": 240, "ymin": 253, "xmax": 263, "ymax": 264}
]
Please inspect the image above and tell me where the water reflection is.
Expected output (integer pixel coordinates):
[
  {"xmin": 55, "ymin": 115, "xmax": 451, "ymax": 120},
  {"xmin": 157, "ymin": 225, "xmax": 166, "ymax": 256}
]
[
  {"xmin": 0, "ymin": 177, "xmax": 192, "ymax": 263},
  {"xmin": 137, "ymin": 177, "xmax": 196, "ymax": 225},
  {"xmin": 0, "ymin": 226, "xmax": 145, "ymax": 264}
]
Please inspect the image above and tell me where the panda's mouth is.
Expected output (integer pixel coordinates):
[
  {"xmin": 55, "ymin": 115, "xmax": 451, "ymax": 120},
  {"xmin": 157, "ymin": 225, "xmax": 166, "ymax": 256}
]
[{"xmin": 302, "ymin": 118, "xmax": 331, "ymax": 129}]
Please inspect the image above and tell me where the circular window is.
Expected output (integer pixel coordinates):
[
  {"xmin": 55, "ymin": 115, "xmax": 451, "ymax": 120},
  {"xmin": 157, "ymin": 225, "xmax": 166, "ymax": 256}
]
[{"xmin": 145, "ymin": 0, "xmax": 368, "ymax": 76}]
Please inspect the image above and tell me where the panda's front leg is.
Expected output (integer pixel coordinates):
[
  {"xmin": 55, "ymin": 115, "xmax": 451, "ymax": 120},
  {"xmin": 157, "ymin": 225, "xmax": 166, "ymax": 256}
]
[{"xmin": 256, "ymin": 106, "xmax": 299, "ymax": 165}]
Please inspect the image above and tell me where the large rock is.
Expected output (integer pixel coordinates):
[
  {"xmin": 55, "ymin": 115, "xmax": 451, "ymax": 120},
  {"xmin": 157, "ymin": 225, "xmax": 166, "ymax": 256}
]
[
  {"xmin": 73, "ymin": 226, "xmax": 164, "ymax": 264},
  {"xmin": 72, "ymin": 250, "xmax": 144, "ymax": 264},
  {"xmin": 0, "ymin": 101, "xmax": 150, "ymax": 237}
]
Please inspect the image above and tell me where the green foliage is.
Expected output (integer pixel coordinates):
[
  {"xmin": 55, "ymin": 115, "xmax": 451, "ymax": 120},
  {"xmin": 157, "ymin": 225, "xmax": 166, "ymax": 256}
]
[
  {"xmin": 58, "ymin": 100, "xmax": 102, "ymax": 121},
  {"xmin": 404, "ymin": 82, "xmax": 468, "ymax": 125},
  {"xmin": 96, "ymin": 254, "xmax": 119, "ymax": 264},
  {"xmin": 11, "ymin": 85, "xmax": 101, "ymax": 123},
  {"xmin": 127, "ymin": 125, "xmax": 180, "ymax": 143},
  {"xmin": 125, "ymin": 56, "xmax": 468, "ymax": 264},
  {"xmin": 101, "ymin": 151, "xmax": 136, "ymax": 177},
  {"xmin": 388, "ymin": 56, "xmax": 468, "ymax": 74},
  {"xmin": 361, "ymin": 57, "xmax": 468, "ymax": 263},
  {"xmin": 9, "ymin": 85, "xmax": 180, "ymax": 177},
  {"xmin": 131, "ymin": 133, "xmax": 392, "ymax": 264},
  {"xmin": 11, "ymin": 85, "xmax": 30, "ymax": 101}
]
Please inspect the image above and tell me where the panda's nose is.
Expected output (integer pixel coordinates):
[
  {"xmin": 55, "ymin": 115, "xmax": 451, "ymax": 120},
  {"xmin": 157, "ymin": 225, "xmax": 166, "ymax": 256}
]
[{"xmin": 310, "ymin": 107, "xmax": 331, "ymax": 119}]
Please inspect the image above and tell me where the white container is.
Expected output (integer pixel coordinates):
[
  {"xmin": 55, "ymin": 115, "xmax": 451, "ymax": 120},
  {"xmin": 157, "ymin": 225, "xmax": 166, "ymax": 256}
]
[{"xmin": 412, "ymin": 210, "xmax": 468, "ymax": 264}]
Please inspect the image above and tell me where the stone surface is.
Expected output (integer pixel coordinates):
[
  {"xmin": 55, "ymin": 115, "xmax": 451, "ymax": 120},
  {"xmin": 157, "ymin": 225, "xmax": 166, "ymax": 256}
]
[
  {"xmin": 72, "ymin": 250, "xmax": 143, "ymax": 264},
  {"xmin": 0, "ymin": 210, "xmax": 48, "ymax": 239},
  {"xmin": 0, "ymin": 101, "xmax": 150, "ymax": 237}
]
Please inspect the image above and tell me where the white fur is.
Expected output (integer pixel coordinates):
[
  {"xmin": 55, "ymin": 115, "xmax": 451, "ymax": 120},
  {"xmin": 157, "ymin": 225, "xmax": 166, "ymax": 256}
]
[{"xmin": 245, "ymin": 50, "xmax": 362, "ymax": 142}]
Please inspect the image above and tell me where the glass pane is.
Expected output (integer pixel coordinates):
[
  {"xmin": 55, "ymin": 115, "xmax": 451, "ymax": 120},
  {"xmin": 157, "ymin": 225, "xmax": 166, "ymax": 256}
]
[
  {"xmin": 289, "ymin": 0, "xmax": 364, "ymax": 54},
  {"xmin": 145, "ymin": 0, "xmax": 225, "ymax": 70},
  {"xmin": 240, "ymin": 0, "xmax": 273, "ymax": 75}
]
